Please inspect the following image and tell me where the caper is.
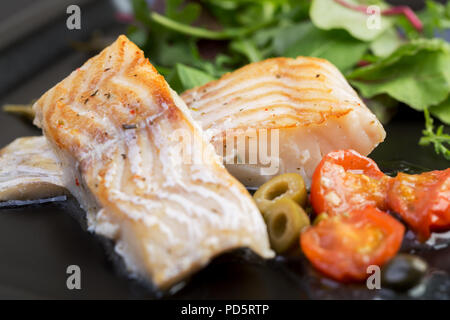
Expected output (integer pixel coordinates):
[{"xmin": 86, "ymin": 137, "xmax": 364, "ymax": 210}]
[
  {"xmin": 253, "ymin": 173, "xmax": 307, "ymax": 215},
  {"xmin": 264, "ymin": 197, "xmax": 310, "ymax": 254},
  {"xmin": 313, "ymin": 212, "xmax": 329, "ymax": 225},
  {"xmin": 381, "ymin": 254, "xmax": 428, "ymax": 291}
]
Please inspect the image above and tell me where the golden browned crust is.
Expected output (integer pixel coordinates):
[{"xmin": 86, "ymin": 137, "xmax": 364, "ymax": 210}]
[
  {"xmin": 32, "ymin": 35, "xmax": 273, "ymax": 288},
  {"xmin": 181, "ymin": 57, "xmax": 364, "ymax": 130}
]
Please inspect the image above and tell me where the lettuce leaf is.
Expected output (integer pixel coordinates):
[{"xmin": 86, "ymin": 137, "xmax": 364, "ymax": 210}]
[
  {"xmin": 168, "ymin": 64, "xmax": 216, "ymax": 93},
  {"xmin": 348, "ymin": 39, "xmax": 450, "ymax": 115},
  {"xmin": 430, "ymin": 96, "xmax": 450, "ymax": 124},
  {"xmin": 370, "ymin": 28, "xmax": 404, "ymax": 57},
  {"xmin": 310, "ymin": 0, "xmax": 392, "ymax": 41},
  {"xmin": 279, "ymin": 22, "xmax": 368, "ymax": 72}
]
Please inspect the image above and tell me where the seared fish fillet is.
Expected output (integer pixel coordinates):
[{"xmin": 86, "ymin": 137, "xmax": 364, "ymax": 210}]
[
  {"xmin": 0, "ymin": 57, "xmax": 385, "ymax": 199},
  {"xmin": 0, "ymin": 136, "xmax": 65, "ymax": 201},
  {"xmin": 32, "ymin": 35, "xmax": 273, "ymax": 288},
  {"xmin": 182, "ymin": 57, "xmax": 386, "ymax": 187}
]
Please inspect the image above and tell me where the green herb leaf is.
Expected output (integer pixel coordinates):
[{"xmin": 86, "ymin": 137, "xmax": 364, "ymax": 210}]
[
  {"xmin": 310, "ymin": 0, "xmax": 393, "ymax": 41},
  {"xmin": 230, "ymin": 39, "xmax": 263, "ymax": 63},
  {"xmin": 202, "ymin": 0, "xmax": 310, "ymax": 28},
  {"xmin": 420, "ymin": 0, "xmax": 450, "ymax": 37},
  {"xmin": 170, "ymin": 64, "xmax": 216, "ymax": 93},
  {"xmin": 149, "ymin": 11, "xmax": 274, "ymax": 40},
  {"xmin": 370, "ymin": 28, "xmax": 404, "ymax": 57},
  {"xmin": 396, "ymin": 0, "xmax": 450, "ymax": 40},
  {"xmin": 166, "ymin": 0, "xmax": 201, "ymax": 24},
  {"xmin": 281, "ymin": 22, "xmax": 369, "ymax": 72},
  {"xmin": 430, "ymin": 96, "xmax": 450, "ymax": 125},
  {"xmin": 419, "ymin": 108, "xmax": 450, "ymax": 160},
  {"xmin": 132, "ymin": 0, "xmax": 153, "ymax": 26},
  {"xmin": 349, "ymin": 39, "xmax": 450, "ymax": 111},
  {"xmin": 127, "ymin": 25, "xmax": 148, "ymax": 48},
  {"xmin": 272, "ymin": 22, "xmax": 312, "ymax": 55}
]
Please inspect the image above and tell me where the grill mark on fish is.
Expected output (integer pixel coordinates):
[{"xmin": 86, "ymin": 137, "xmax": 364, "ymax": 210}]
[
  {"xmin": 1, "ymin": 56, "xmax": 385, "ymax": 205},
  {"xmin": 190, "ymin": 84, "xmax": 347, "ymax": 112},
  {"xmin": 181, "ymin": 56, "xmax": 385, "ymax": 188},
  {"xmin": 30, "ymin": 35, "xmax": 273, "ymax": 288},
  {"xmin": 187, "ymin": 59, "xmax": 332, "ymax": 97}
]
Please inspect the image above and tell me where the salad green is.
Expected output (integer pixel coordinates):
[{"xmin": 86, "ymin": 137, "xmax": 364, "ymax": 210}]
[
  {"xmin": 125, "ymin": 0, "xmax": 450, "ymax": 159},
  {"xmin": 310, "ymin": 0, "xmax": 393, "ymax": 41},
  {"xmin": 420, "ymin": 108, "xmax": 450, "ymax": 160}
]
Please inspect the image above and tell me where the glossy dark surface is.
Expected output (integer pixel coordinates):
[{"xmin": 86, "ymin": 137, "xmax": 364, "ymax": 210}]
[
  {"xmin": 0, "ymin": 0, "xmax": 448, "ymax": 300},
  {"xmin": 1, "ymin": 82, "xmax": 449, "ymax": 300}
]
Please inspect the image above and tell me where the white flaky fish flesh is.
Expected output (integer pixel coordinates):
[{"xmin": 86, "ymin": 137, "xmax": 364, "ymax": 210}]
[
  {"xmin": 182, "ymin": 57, "xmax": 386, "ymax": 187},
  {"xmin": 0, "ymin": 136, "xmax": 65, "ymax": 201},
  {"xmin": 31, "ymin": 35, "xmax": 273, "ymax": 289},
  {"xmin": 0, "ymin": 57, "xmax": 386, "ymax": 195}
]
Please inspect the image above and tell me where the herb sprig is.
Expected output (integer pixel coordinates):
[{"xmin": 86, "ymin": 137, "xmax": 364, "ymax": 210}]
[{"xmin": 419, "ymin": 108, "xmax": 450, "ymax": 160}]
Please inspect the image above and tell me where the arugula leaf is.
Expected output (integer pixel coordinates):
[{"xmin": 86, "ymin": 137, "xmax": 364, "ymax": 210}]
[
  {"xmin": 202, "ymin": 0, "xmax": 310, "ymax": 28},
  {"xmin": 169, "ymin": 64, "xmax": 217, "ymax": 93},
  {"xmin": 156, "ymin": 40, "xmax": 198, "ymax": 67},
  {"xmin": 131, "ymin": 0, "xmax": 153, "ymax": 26},
  {"xmin": 129, "ymin": 0, "xmax": 450, "ymax": 162},
  {"xmin": 127, "ymin": 25, "xmax": 148, "ymax": 48},
  {"xmin": 251, "ymin": 25, "xmax": 282, "ymax": 58},
  {"xmin": 419, "ymin": 108, "xmax": 450, "ymax": 160},
  {"xmin": 281, "ymin": 22, "xmax": 369, "ymax": 72},
  {"xmin": 272, "ymin": 22, "xmax": 312, "ymax": 55},
  {"xmin": 349, "ymin": 39, "xmax": 450, "ymax": 111},
  {"xmin": 396, "ymin": 0, "xmax": 450, "ymax": 40},
  {"xmin": 131, "ymin": 0, "xmax": 214, "ymax": 72},
  {"xmin": 230, "ymin": 39, "xmax": 263, "ymax": 63},
  {"xmin": 310, "ymin": 0, "xmax": 393, "ymax": 41},
  {"xmin": 420, "ymin": 0, "xmax": 450, "ymax": 37},
  {"xmin": 149, "ymin": 11, "xmax": 276, "ymax": 40},
  {"xmin": 166, "ymin": 0, "xmax": 201, "ymax": 24}
]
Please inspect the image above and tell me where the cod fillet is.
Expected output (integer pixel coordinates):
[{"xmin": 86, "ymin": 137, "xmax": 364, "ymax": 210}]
[
  {"xmin": 0, "ymin": 58, "xmax": 385, "ymax": 197},
  {"xmin": 0, "ymin": 136, "xmax": 65, "ymax": 201},
  {"xmin": 183, "ymin": 57, "xmax": 386, "ymax": 187},
  {"xmin": 31, "ymin": 35, "xmax": 273, "ymax": 288}
]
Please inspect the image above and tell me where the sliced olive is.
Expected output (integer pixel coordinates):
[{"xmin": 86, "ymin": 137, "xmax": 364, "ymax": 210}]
[
  {"xmin": 381, "ymin": 254, "xmax": 428, "ymax": 291},
  {"xmin": 304, "ymin": 206, "xmax": 314, "ymax": 216},
  {"xmin": 264, "ymin": 197, "xmax": 310, "ymax": 254},
  {"xmin": 313, "ymin": 212, "xmax": 329, "ymax": 225},
  {"xmin": 253, "ymin": 173, "xmax": 307, "ymax": 215}
]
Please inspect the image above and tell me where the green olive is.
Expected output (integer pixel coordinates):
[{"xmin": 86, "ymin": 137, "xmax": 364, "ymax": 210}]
[
  {"xmin": 381, "ymin": 254, "xmax": 428, "ymax": 291},
  {"xmin": 304, "ymin": 205, "xmax": 314, "ymax": 217},
  {"xmin": 264, "ymin": 197, "xmax": 310, "ymax": 254},
  {"xmin": 313, "ymin": 212, "xmax": 329, "ymax": 225},
  {"xmin": 253, "ymin": 173, "xmax": 307, "ymax": 215}
]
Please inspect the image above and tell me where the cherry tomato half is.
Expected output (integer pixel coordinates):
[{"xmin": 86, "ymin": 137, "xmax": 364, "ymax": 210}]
[
  {"xmin": 387, "ymin": 169, "xmax": 450, "ymax": 241},
  {"xmin": 310, "ymin": 150, "xmax": 391, "ymax": 216},
  {"xmin": 300, "ymin": 206, "xmax": 404, "ymax": 282}
]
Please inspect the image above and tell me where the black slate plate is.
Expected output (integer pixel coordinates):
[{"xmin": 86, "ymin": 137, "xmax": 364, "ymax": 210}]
[
  {"xmin": 0, "ymin": 109, "xmax": 449, "ymax": 300},
  {"xmin": 0, "ymin": 0, "xmax": 449, "ymax": 300}
]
